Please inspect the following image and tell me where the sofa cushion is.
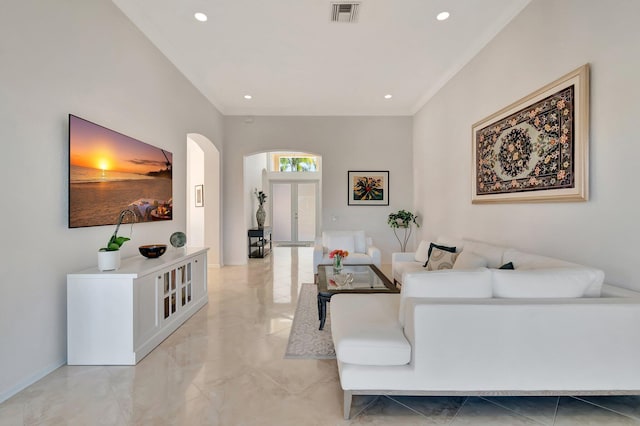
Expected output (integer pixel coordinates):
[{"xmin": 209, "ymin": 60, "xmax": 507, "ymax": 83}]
[
  {"xmin": 502, "ymin": 248, "xmax": 579, "ymax": 269},
  {"xmin": 323, "ymin": 231, "xmax": 366, "ymax": 253},
  {"xmin": 502, "ymin": 249, "xmax": 604, "ymax": 296},
  {"xmin": 436, "ymin": 236, "xmax": 465, "ymax": 251},
  {"xmin": 393, "ymin": 261, "xmax": 425, "ymax": 283},
  {"xmin": 426, "ymin": 248, "xmax": 459, "ymax": 271},
  {"xmin": 331, "ymin": 293, "xmax": 410, "ymax": 366},
  {"xmin": 492, "ymin": 268, "xmax": 604, "ymax": 298},
  {"xmin": 352, "ymin": 230, "xmax": 367, "ymax": 253},
  {"xmin": 399, "ymin": 268, "xmax": 493, "ymax": 325},
  {"xmin": 461, "ymin": 240, "xmax": 508, "ymax": 269},
  {"xmin": 453, "ymin": 250, "xmax": 489, "ymax": 270},
  {"xmin": 424, "ymin": 243, "xmax": 456, "ymax": 267},
  {"xmin": 325, "ymin": 234, "xmax": 355, "ymax": 254},
  {"xmin": 414, "ymin": 240, "xmax": 430, "ymax": 263}
]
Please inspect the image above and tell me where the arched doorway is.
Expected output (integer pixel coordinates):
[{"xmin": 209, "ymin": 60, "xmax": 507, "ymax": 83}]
[
  {"xmin": 244, "ymin": 150, "xmax": 322, "ymax": 247},
  {"xmin": 187, "ymin": 134, "xmax": 221, "ymax": 267}
]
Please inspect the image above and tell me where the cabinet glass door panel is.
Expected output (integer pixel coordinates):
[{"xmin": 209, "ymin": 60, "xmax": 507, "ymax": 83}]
[
  {"xmin": 161, "ymin": 269, "xmax": 179, "ymax": 319},
  {"xmin": 178, "ymin": 262, "xmax": 193, "ymax": 308}
]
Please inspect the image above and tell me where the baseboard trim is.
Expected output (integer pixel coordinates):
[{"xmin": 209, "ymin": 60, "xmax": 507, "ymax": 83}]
[{"xmin": 0, "ymin": 359, "xmax": 65, "ymax": 404}]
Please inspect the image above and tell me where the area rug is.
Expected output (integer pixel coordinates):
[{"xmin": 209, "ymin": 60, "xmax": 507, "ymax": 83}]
[
  {"xmin": 285, "ymin": 283, "xmax": 336, "ymax": 359},
  {"xmin": 275, "ymin": 242, "xmax": 312, "ymax": 247}
]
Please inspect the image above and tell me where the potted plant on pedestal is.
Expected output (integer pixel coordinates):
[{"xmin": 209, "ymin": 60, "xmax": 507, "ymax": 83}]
[
  {"xmin": 387, "ymin": 209, "xmax": 420, "ymax": 252},
  {"xmin": 98, "ymin": 209, "xmax": 136, "ymax": 271}
]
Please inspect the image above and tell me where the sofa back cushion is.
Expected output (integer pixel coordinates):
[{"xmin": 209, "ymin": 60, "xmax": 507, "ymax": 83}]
[
  {"xmin": 503, "ymin": 248, "xmax": 578, "ymax": 269},
  {"xmin": 453, "ymin": 250, "xmax": 489, "ymax": 270},
  {"xmin": 436, "ymin": 236, "xmax": 464, "ymax": 252},
  {"xmin": 323, "ymin": 230, "xmax": 365, "ymax": 254},
  {"xmin": 399, "ymin": 268, "xmax": 493, "ymax": 326},
  {"xmin": 502, "ymin": 249, "xmax": 604, "ymax": 296},
  {"xmin": 461, "ymin": 240, "xmax": 508, "ymax": 269},
  {"xmin": 492, "ymin": 268, "xmax": 605, "ymax": 298},
  {"xmin": 414, "ymin": 240, "xmax": 430, "ymax": 263}
]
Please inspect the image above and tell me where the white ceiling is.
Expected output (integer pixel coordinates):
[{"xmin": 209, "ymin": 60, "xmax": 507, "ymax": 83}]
[{"xmin": 112, "ymin": 0, "xmax": 530, "ymax": 116}]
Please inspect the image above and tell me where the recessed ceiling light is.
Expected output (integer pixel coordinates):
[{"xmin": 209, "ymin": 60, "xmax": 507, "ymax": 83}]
[
  {"xmin": 384, "ymin": 94, "xmax": 393, "ymax": 99},
  {"xmin": 436, "ymin": 11, "xmax": 450, "ymax": 21},
  {"xmin": 194, "ymin": 12, "xmax": 208, "ymax": 22},
  {"xmin": 244, "ymin": 95, "xmax": 252, "ymax": 100}
]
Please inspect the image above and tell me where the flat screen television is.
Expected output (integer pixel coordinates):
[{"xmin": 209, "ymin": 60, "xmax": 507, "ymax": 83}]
[{"xmin": 68, "ymin": 114, "xmax": 173, "ymax": 228}]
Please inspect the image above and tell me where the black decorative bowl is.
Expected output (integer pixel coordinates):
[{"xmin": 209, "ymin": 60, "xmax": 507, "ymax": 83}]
[{"xmin": 139, "ymin": 244, "xmax": 167, "ymax": 258}]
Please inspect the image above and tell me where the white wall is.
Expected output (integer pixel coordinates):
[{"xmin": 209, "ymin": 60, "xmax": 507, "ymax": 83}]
[
  {"xmin": 188, "ymin": 133, "xmax": 222, "ymax": 268},
  {"xmin": 187, "ymin": 138, "xmax": 205, "ymax": 247},
  {"xmin": 244, "ymin": 153, "xmax": 268, "ymax": 231},
  {"xmin": 224, "ymin": 116, "xmax": 413, "ymax": 265},
  {"xmin": 413, "ymin": 0, "xmax": 640, "ymax": 289},
  {"xmin": 0, "ymin": 0, "xmax": 224, "ymax": 401}
]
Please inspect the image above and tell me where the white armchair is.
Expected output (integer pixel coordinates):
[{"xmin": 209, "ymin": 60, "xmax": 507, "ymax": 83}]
[{"xmin": 313, "ymin": 230, "xmax": 381, "ymax": 274}]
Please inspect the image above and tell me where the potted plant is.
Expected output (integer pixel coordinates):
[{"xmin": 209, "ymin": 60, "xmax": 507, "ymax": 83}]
[
  {"xmin": 387, "ymin": 209, "xmax": 420, "ymax": 252},
  {"xmin": 98, "ymin": 209, "xmax": 136, "ymax": 271}
]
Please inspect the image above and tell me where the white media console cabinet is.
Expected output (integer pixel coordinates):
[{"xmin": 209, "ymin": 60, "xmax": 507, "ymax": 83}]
[{"xmin": 67, "ymin": 247, "xmax": 208, "ymax": 365}]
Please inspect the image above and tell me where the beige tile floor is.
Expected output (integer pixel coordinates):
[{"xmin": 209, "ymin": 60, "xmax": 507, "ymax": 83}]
[{"xmin": 2, "ymin": 246, "xmax": 640, "ymax": 425}]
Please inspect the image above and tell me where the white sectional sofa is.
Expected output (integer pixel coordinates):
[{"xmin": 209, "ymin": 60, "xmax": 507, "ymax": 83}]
[
  {"xmin": 331, "ymin": 237, "xmax": 640, "ymax": 419},
  {"xmin": 313, "ymin": 230, "xmax": 381, "ymax": 274}
]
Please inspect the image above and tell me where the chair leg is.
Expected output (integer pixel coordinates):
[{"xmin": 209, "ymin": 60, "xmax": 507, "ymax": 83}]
[{"xmin": 343, "ymin": 390, "xmax": 352, "ymax": 420}]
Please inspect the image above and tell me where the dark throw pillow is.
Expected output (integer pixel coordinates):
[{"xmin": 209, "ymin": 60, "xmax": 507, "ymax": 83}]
[
  {"xmin": 423, "ymin": 242, "xmax": 457, "ymax": 267},
  {"xmin": 499, "ymin": 261, "xmax": 515, "ymax": 270}
]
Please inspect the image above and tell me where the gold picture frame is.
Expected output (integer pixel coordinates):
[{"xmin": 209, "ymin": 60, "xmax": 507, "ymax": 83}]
[
  {"xmin": 347, "ymin": 171, "xmax": 389, "ymax": 206},
  {"xmin": 471, "ymin": 64, "xmax": 589, "ymax": 203}
]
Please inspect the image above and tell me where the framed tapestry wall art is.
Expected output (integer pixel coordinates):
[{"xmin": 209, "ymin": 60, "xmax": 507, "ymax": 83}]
[
  {"xmin": 348, "ymin": 171, "xmax": 389, "ymax": 206},
  {"xmin": 471, "ymin": 64, "xmax": 589, "ymax": 203}
]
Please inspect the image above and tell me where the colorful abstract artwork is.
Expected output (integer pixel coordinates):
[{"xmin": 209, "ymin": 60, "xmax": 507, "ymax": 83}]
[
  {"xmin": 472, "ymin": 64, "xmax": 589, "ymax": 203},
  {"xmin": 348, "ymin": 171, "xmax": 389, "ymax": 206}
]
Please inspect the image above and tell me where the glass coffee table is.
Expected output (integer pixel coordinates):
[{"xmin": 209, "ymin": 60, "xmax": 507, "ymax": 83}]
[{"xmin": 316, "ymin": 264, "xmax": 399, "ymax": 330}]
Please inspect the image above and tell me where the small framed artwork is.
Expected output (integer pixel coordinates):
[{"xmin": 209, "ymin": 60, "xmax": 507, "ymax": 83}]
[
  {"xmin": 195, "ymin": 184, "xmax": 204, "ymax": 207},
  {"xmin": 348, "ymin": 171, "xmax": 389, "ymax": 206},
  {"xmin": 472, "ymin": 64, "xmax": 589, "ymax": 203}
]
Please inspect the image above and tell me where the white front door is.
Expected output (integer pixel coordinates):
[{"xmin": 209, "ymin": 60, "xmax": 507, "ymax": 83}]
[{"xmin": 271, "ymin": 182, "xmax": 317, "ymax": 243}]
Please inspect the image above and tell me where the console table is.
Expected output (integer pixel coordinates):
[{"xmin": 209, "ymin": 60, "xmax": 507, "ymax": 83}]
[
  {"xmin": 248, "ymin": 227, "xmax": 271, "ymax": 258},
  {"xmin": 67, "ymin": 247, "xmax": 208, "ymax": 365}
]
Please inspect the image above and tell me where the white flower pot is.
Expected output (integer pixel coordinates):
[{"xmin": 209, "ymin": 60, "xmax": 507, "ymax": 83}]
[{"xmin": 98, "ymin": 250, "xmax": 121, "ymax": 271}]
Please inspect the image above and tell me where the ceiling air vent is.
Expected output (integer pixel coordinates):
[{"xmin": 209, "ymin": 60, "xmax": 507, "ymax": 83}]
[{"xmin": 331, "ymin": 2, "xmax": 360, "ymax": 23}]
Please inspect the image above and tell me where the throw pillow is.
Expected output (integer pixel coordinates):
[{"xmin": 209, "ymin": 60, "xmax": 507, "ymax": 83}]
[
  {"xmin": 414, "ymin": 240, "xmax": 430, "ymax": 263},
  {"xmin": 499, "ymin": 262, "xmax": 515, "ymax": 270},
  {"xmin": 426, "ymin": 247, "xmax": 459, "ymax": 271},
  {"xmin": 453, "ymin": 250, "xmax": 488, "ymax": 270},
  {"xmin": 423, "ymin": 243, "xmax": 456, "ymax": 267}
]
